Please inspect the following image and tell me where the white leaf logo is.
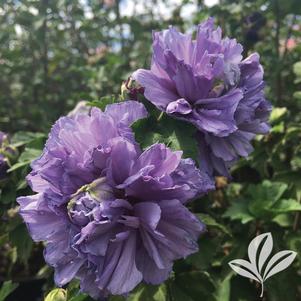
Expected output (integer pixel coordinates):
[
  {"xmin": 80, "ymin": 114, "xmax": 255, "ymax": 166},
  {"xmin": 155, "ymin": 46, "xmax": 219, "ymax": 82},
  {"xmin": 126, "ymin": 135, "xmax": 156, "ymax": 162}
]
[{"xmin": 229, "ymin": 232, "xmax": 297, "ymax": 297}]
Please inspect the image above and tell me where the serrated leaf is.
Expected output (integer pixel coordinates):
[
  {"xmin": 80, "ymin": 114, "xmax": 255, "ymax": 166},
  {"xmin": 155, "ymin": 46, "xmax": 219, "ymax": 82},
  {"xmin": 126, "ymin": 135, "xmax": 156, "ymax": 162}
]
[
  {"xmin": 263, "ymin": 251, "xmax": 297, "ymax": 281},
  {"xmin": 248, "ymin": 181, "xmax": 287, "ymax": 205},
  {"xmin": 223, "ymin": 201, "xmax": 254, "ymax": 224},
  {"xmin": 247, "ymin": 181, "xmax": 288, "ymax": 218},
  {"xmin": 270, "ymin": 199, "xmax": 301, "ymax": 213},
  {"xmin": 132, "ymin": 114, "xmax": 198, "ymax": 161}
]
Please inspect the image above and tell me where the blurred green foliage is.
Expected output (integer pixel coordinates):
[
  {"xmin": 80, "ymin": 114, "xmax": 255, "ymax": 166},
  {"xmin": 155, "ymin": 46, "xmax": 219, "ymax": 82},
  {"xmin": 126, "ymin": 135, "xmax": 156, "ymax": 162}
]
[{"xmin": 0, "ymin": 0, "xmax": 301, "ymax": 300}]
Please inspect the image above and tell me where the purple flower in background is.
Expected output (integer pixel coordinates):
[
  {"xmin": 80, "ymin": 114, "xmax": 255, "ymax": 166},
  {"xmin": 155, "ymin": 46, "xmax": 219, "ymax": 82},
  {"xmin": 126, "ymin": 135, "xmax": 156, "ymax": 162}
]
[
  {"xmin": 18, "ymin": 101, "xmax": 214, "ymax": 299},
  {"xmin": 133, "ymin": 18, "xmax": 271, "ymax": 177}
]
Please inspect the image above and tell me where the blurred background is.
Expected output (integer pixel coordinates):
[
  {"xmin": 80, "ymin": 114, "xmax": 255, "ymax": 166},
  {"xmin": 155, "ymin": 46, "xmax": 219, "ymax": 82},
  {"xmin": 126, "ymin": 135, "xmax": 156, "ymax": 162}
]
[
  {"xmin": 0, "ymin": 0, "xmax": 301, "ymax": 301},
  {"xmin": 1, "ymin": 0, "xmax": 299, "ymax": 133}
]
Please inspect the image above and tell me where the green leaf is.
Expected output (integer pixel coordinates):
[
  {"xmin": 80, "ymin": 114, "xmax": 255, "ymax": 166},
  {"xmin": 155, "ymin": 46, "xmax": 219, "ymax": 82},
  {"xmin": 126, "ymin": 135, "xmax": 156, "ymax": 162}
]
[
  {"xmin": 0, "ymin": 186, "xmax": 16, "ymax": 204},
  {"xmin": 9, "ymin": 224, "xmax": 33, "ymax": 264},
  {"xmin": 87, "ymin": 95, "xmax": 119, "ymax": 111},
  {"xmin": 186, "ymin": 235, "xmax": 222, "ymax": 269},
  {"xmin": 169, "ymin": 281, "xmax": 194, "ymax": 301},
  {"xmin": 273, "ymin": 171, "xmax": 301, "ymax": 201},
  {"xmin": 271, "ymin": 122, "xmax": 285, "ymax": 134},
  {"xmin": 291, "ymin": 155, "xmax": 301, "ymax": 170},
  {"xmin": 68, "ymin": 294, "xmax": 89, "ymax": 301},
  {"xmin": 270, "ymin": 199, "xmax": 301, "ymax": 213},
  {"xmin": 132, "ymin": 114, "xmax": 199, "ymax": 161},
  {"xmin": 0, "ymin": 281, "xmax": 18, "ymax": 301},
  {"xmin": 269, "ymin": 107, "xmax": 287, "ymax": 124},
  {"xmin": 66, "ymin": 280, "xmax": 89, "ymax": 301},
  {"xmin": 265, "ymin": 269, "xmax": 300, "ymax": 301},
  {"xmin": 272, "ymin": 214, "xmax": 293, "ymax": 227},
  {"xmin": 293, "ymin": 61, "xmax": 301, "ymax": 82},
  {"xmin": 132, "ymin": 116, "xmax": 166, "ymax": 148},
  {"xmin": 174, "ymin": 271, "xmax": 215, "ymax": 300},
  {"xmin": 287, "ymin": 233, "xmax": 301, "ymax": 263},
  {"xmin": 8, "ymin": 148, "xmax": 41, "ymax": 172},
  {"xmin": 127, "ymin": 283, "xmax": 167, "ymax": 301},
  {"xmin": 196, "ymin": 214, "xmax": 232, "ymax": 236},
  {"xmin": 167, "ymin": 119, "xmax": 199, "ymax": 160},
  {"xmin": 214, "ymin": 274, "xmax": 232, "ymax": 301},
  {"xmin": 293, "ymin": 91, "xmax": 301, "ymax": 101},
  {"xmin": 247, "ymin": 181, "xmax": 287, "ymax": 217},
  {"xmin": 223, "ymin": 201, "xmax": 254, "ymax": 224},
  {"xmin": 248, "ymin": 180, "xmax": 287, "ymax": 204},
  {"xmin": 11, "ymin": 132, "xmax": 45, "ymax": 147}
]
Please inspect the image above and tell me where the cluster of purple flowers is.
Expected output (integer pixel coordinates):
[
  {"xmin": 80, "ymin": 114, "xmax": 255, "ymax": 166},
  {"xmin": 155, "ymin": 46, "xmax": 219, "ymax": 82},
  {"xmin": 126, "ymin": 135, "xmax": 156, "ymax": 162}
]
[{"xmin": 18, "ymin": 18, "xmax": 271, "ymax": 299}]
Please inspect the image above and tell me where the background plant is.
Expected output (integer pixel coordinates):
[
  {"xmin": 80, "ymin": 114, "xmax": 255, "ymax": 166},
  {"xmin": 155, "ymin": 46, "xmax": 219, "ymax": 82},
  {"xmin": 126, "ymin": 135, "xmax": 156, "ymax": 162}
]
[{"xmin": 0, "ymin": 0, "xmax": 300, "ymax": 300}]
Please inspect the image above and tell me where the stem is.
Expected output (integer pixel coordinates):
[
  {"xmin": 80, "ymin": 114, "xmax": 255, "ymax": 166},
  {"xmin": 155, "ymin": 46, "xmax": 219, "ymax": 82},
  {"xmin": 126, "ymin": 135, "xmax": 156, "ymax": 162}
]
[
  {"xmin": 157, "ymin": 111, "xmax": 164, "ymax": 122},
  {"xmin": 293, "ymin": 211, "xmax": 300, "ymax": 231},
  {"xmin": 260, "ymin": 281, "xmax": 264, "ymax": 298},
  {"xmin": 293, "ymin": 192, "xmax": 301, "ymax": 231},
  {"xmin": 167, "ymin": 280, "xmax": 173, "ymax": 301}
]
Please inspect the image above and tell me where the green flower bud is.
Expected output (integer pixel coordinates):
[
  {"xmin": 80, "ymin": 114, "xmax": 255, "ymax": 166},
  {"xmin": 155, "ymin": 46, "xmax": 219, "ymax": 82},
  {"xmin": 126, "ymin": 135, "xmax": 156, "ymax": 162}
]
[{"xmin": 44, "ymin": 288, "xmax": 67, "ymax": 301}]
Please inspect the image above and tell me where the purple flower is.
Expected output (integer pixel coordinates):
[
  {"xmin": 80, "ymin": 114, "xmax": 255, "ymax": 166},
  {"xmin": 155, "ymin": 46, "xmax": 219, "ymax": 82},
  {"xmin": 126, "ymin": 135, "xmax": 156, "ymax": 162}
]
[
  {"xmin": 17, "ymin": 101, "xmax": 214, "ymax": 299},
  {"xmin": 133, "ymin": 18, "xmax": 271, "ymax": 177}
]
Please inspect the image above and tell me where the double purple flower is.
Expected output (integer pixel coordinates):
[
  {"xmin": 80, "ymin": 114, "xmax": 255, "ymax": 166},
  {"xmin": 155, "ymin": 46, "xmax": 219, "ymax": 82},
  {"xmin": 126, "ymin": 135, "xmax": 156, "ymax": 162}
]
[
  {"xmin": 18, "ymin": 101, "xmax": 214, "ymax": 299},
  {"xmin": 17, "ymin": 18, "xmax": 272, "ymax": 299},
  {"xmin": 133, "ymin": 18, "xmax": 271, "ymax": 176}
]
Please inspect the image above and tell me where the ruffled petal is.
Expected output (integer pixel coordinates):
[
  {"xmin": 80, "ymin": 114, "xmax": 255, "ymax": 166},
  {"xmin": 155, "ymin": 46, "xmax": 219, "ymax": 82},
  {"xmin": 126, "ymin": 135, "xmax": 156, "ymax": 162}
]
[{"xmin": 105, "ymin": 101, "xmax": 148, "ymax": 127}]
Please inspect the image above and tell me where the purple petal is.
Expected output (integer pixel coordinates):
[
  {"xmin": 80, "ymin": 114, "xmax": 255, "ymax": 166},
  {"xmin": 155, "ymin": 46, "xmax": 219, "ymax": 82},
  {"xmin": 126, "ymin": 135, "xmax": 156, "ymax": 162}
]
[
  {"xmin": 132, "ymin": 69, "xmax": 178, "ymax": 109},
  {"xmin": 17, "ymin": 194, "xmax": 66, "ymax": 241},
  {"xmin": 166, "ymin": 98, "xmax": 192, "ymax": 115},
  {"xmin": 97, "ymin": 233, "xmax": 143, "ymax": 295},
  {"xmin": 105, "ymin": 101, "xmax": 148, "ymax": 126}
]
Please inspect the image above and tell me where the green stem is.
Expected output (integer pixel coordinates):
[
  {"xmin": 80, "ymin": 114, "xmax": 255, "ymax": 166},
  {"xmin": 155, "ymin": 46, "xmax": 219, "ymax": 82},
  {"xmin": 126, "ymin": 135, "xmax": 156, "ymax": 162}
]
[{"xmin": 157, "ymin": 111, "xmax": 164, "ymax": 122}]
